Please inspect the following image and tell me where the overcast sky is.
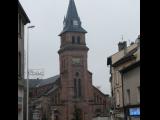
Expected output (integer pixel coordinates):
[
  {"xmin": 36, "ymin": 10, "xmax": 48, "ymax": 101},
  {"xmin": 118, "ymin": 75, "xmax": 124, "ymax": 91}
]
[{"xmin": 19, "ymin": 0, "xmax": 140, "ymax": 95}]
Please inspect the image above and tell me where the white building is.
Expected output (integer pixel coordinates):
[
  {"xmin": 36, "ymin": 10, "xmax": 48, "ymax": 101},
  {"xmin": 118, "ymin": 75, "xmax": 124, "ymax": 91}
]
[
  {"xmin": 18, "ymin": 1, "xmax": 30, "ymax": 120},
  {"xmin": 107, "ymin": 35, "xmax": 140, "ymax": 120}
]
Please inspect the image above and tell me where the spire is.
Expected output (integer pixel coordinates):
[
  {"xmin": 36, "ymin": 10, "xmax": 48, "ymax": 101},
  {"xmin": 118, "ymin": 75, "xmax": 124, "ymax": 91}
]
[
  {"xmin": 66, "ymin": 0, "xmax": 79, "ymax": 20},
  {"xmin": 59, "ymin": 0, "xmax": 87, "ymax": 36}
]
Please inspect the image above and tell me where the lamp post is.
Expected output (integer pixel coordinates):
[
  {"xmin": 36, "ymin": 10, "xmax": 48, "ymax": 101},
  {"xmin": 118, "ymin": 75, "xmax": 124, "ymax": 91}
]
[{"xmin": 26, "ymin": 25, "xmax": 35, "ymax": 120}]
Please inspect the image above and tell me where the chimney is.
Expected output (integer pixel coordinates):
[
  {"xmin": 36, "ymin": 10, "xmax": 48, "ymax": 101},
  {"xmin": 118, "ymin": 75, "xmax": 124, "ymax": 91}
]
[
  {"xmin": 130, "ymin": 42, "xmax": 134, "ymax": 45},
  {"xmin": 135, "ymin": 35, "xmax": 140, "ymax": 47},
  {"xmin": 118, "ymin": 41, "xmax": 127, "ymax": 51}
]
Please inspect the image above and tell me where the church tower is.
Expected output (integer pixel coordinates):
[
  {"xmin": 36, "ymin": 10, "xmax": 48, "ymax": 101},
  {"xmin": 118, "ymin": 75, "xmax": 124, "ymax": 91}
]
[{"xmin": 58, "ymin": 0, "xmax": 93, "ymax": 120}]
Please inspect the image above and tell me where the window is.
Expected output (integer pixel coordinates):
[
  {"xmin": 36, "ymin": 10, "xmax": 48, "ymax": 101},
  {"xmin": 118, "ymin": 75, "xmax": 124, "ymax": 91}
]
[
  {"xmin": 94, "ymin": 94, "xmax": 96, "ymax": 102},
  {"xmin": 137, "ymin": 86, "xmax": 140, "ymax": 103},
  {"xmin": 63, "ymin": 59, "xmax": 66, "ymax": 69},
  {"xmin": 74, "ymin": 79, "xmax": 81, "ymax": 98},
  {"xmin": 100, "ymin": 97, "xmax": 102, "ymax": 104},
  {"xmin": 58, "ymin": 93, "xmax": 60, "ymax": 104},
  {"xmin": 74, "ymin": 79, "xmax": 77, "ymax": 97},
  {"xmin": 72, "ymin": 36, "xmax": 81, "ymax": 44},
  {"xmin": 72, "ymin": 36, "xmax": 75, "ymax": 44},
  {"xmin": 77, "ymin": 36, "xmax": 80, "ymax": 44},
  {"xmin": 116, "ymin": 90, "xmax": 120, "ymax": 106},
  {"xmin": 116, "ymin": 71, "xmax": 119, "ymax": 85},
  {"xmin": 78, "ymin": 79, "xmax": 81, "ymax": 97},
  {"xmin": 55, "ymin": 95, "xmax": 57, "ymax": 104},
  {"xmin": 97, "ymin": 95, "xmax": 99, "ymax": 103},
  {"xmin": 127, "ymin": 89, "xmax": 130, "ymax": 104},
  {"xmin": 18, "ymin": 52, "xmax": 21, "ymax": 76},
  {"xmin": 61, "ymin": 59, "xmax": 65, "ymax": 70},
  {"xmin": 75, "ymin": 72, "xmax": 79, "ymax": 77},
  {"xmin": 18, "ymin": 15, "xmax": 21, "ymax": 35}
]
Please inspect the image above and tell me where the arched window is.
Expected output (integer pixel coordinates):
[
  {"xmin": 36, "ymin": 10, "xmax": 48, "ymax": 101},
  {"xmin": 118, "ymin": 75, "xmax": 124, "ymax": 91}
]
[
  {"xmin": 58, "ymin": 93, "xmax": 60, "ymax": 104},
  {"xmin": 55, "ymin": 95, "xmax": 57, "ymax": 104},
  {"xmin": 74, "ymin": 78, "xmax": 81, "ymax": 98},
  {"xmin": 94, "ymin": 94, "xmax": 96, "ymax": 103},
  {"xmin": 74, "ymin": 78, "xmax": 77, "ymax": 97},
  {"xmin": 116, "ymin": 90, "xmax": 120, "ymax": 106},
  {"xmin": 75, "ymin": 72, "xmax": 79, "ymax": 77},
  {"xmin": 100, "ymin": 97, "xmax": 102, "ymax": 104},
  {"xmin": 77, "ymin": 79, "xmax": 81, "ymax": 97},
  {"xmin": 97, "ymin": 95, "xmax": 99, "ymax": 103}
]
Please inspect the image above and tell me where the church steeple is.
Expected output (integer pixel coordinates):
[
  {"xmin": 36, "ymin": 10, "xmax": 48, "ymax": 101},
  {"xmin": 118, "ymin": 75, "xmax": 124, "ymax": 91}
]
[
  {"xmin": 59, "ymin": 0, "xmax": 87, "ymax": 36},
  {"xmin": 66, "ymin": 0, "xmax": 79, "ymax": 20}
]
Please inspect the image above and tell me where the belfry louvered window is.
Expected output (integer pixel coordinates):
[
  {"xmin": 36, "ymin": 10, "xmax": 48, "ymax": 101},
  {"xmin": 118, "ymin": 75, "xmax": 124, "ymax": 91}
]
[
  {"xmin": 77, "ymin": 36, "xmax": 80, "ymax": 44},
  {"xmin": 72, "ymin": 36, "xmax": 75, "ymax": 44}
]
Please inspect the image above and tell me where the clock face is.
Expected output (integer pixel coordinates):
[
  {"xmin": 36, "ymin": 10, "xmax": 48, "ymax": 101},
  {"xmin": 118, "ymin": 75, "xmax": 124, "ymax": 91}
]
[
  {"xmin": 73, "ymin": 20, "xmax": 78, "ymax": 26},
  {"xmin": 72, "ymin": 58, "xmax": 80, "ymax": 64}
]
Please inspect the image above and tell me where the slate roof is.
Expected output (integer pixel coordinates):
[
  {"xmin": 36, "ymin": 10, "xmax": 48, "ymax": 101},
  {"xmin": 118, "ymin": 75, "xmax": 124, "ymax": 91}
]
[
  {"xmin": 38, "ymin": 75, "xmax": 60, "ymax": 87},
  {"xmin": 66, "ymin": 0, "xmax": 79, "ymax": 20},
  {"xmin": 28, "ymin": 75, "xmax": 60, "ymax": 88},
  {"xmin": 18, "ymin": 1, "xmax": 30, "ymax": 24},
  {"xmin": 28, "ymin": 79, "xmax": 43, "ymax": 88},
  {"xmin": 44, "ymin": 85, "xmax": 59, "ymax": 95}
]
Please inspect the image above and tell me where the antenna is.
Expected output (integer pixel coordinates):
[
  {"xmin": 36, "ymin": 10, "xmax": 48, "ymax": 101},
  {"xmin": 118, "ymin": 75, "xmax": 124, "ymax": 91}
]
[
  {"xmin": 128, "ymin": 39, "xmax": 131, "ymax": 45},
  {"xmin": 121, "ymin": 35, "xmax": 123, "ymax": 41},
  {"xmin": 29, "ymin": 69, "xmax": 44, "ymax": 79}
]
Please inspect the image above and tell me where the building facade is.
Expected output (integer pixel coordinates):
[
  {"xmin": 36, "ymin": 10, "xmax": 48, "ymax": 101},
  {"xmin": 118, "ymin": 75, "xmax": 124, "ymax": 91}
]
[
  {"xmin": 28, "ymin": 76, "xmax": 110, "ymax": 120},
  {"xmin": 107, "ymin": 36, "xmax": 140, "ymax": 120},
  {"xmin": 121, "ymin": 37, "xmax": 140, "ymax": 120},
  {"xmin": 28, "ymin": 0, "xmax": 111, "ymax": 120},
  {"xmin": 18, "ymin": 1, "xmax": 30, "ymax": 120}
]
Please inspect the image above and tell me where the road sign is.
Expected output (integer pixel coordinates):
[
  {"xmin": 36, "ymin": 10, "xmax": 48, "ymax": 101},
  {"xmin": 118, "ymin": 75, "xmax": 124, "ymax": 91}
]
[{"xmin": 29, "ymin": 69, "xmax": 44, "ymax": 79}]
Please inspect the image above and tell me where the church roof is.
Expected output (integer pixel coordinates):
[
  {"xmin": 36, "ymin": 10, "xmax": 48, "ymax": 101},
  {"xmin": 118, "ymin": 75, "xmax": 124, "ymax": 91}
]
[
  {"xmin": 44, "ymin": 85, "xmax": 59, "ymax": 95},
  {"xmin": 28, "ymin": 75, "xmax": 60, "ymax": 88},
  {"xmin": 66, "ymin": 0, "xmax": 79, "ymax": 20},
  {"xmin": 59, "ymin": 0, "xmax": 87, "ymax": 36},
  {"xmin": 38, "ymin": 75, "xmax": 59, "ymax": 87}
]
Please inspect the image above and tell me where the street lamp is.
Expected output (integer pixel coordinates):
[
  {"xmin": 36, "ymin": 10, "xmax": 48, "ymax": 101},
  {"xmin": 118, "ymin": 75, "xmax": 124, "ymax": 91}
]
[{"xmin": 26, "ymin": 25, "xmax": 35, "ymax": 120}]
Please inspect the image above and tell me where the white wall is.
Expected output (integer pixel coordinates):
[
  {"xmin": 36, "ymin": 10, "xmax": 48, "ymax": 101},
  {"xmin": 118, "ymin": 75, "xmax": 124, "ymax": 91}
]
[{"xmin": 123, "ymin": 66, "xmax": 140, "ymax": 105}]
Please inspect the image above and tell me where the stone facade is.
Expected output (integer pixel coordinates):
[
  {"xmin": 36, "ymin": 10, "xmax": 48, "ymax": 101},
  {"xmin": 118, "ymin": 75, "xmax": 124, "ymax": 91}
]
[
  {"xmin": 28, "ymin": 1, "xmax": 111, "ymax": 120},
  {"xmin": 29, "ymin": 76, "xmax": 110, "ymax": 120}
]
